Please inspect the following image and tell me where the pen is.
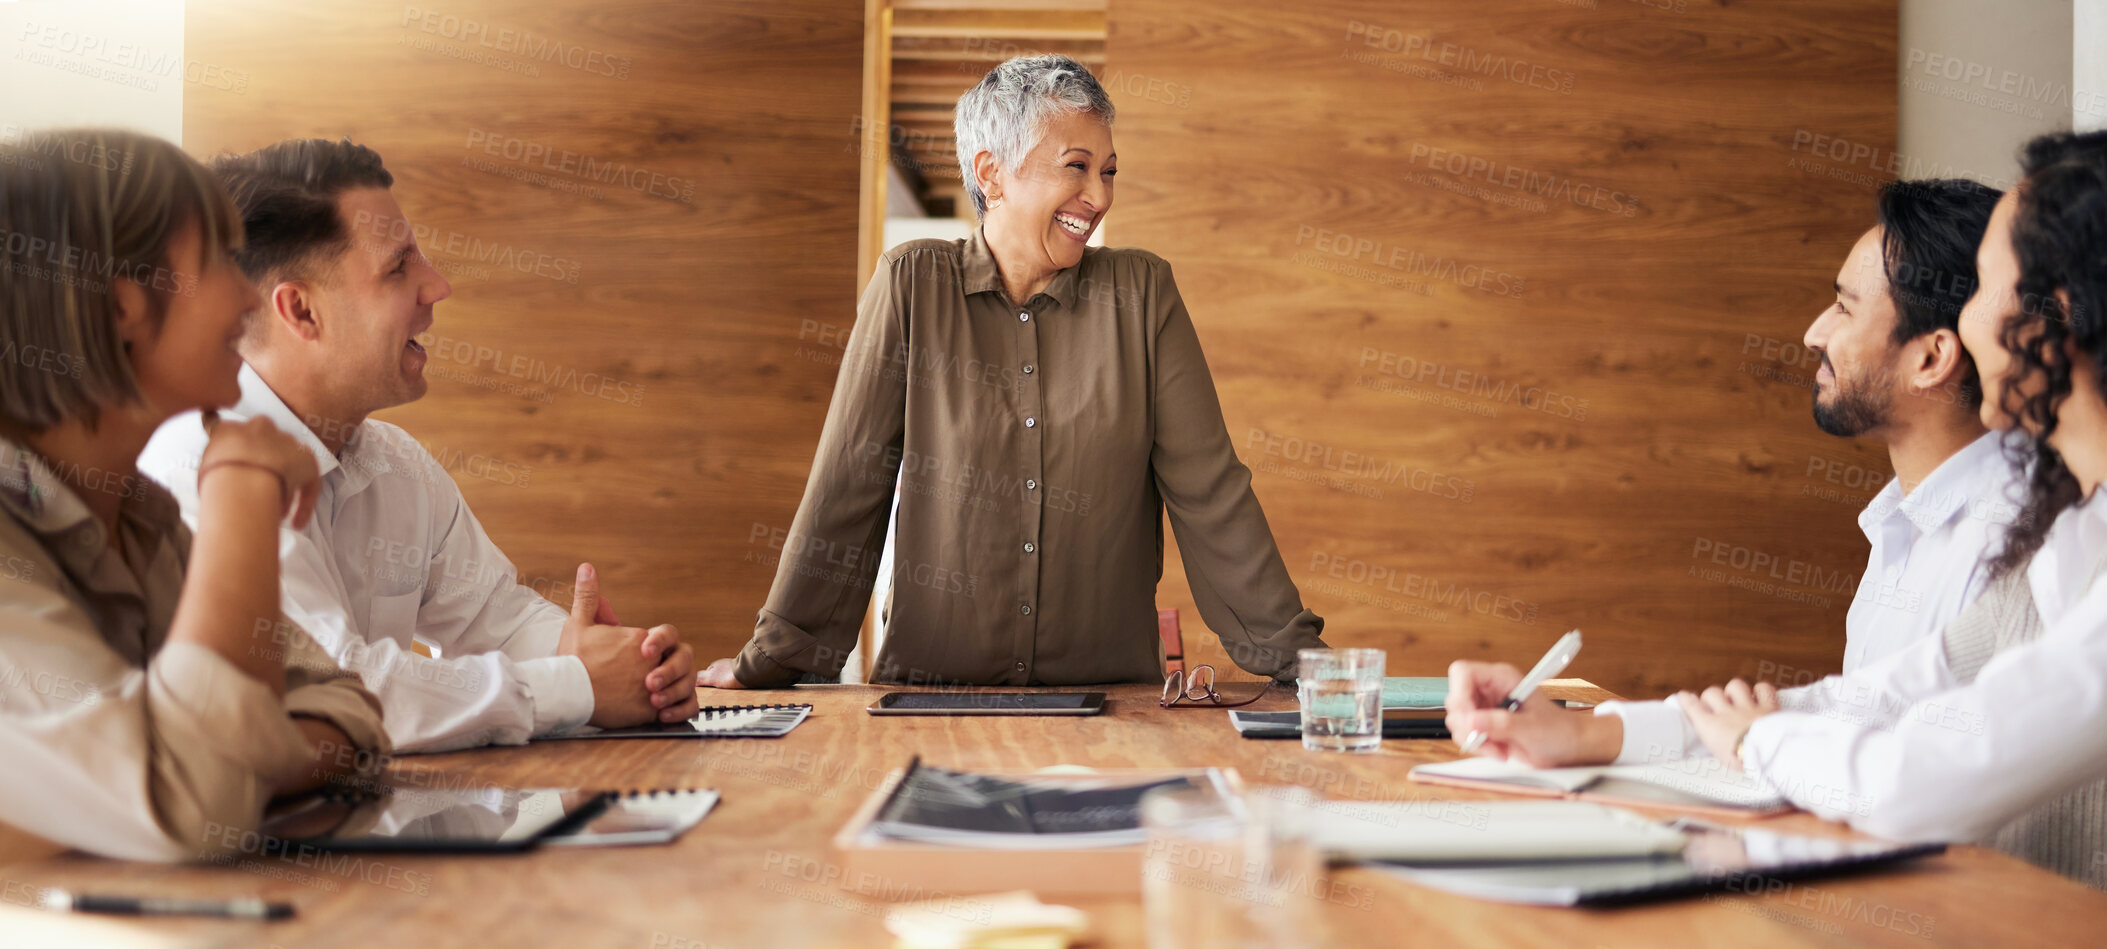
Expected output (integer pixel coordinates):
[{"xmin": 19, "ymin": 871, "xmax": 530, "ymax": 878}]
[
  {"xmin": 1460, "ymin": 629, "xmax": 1582, "ymax": 754},
  {"xmin": 40, "ymin": 889, "xmax": 295, "ymax": 920}
]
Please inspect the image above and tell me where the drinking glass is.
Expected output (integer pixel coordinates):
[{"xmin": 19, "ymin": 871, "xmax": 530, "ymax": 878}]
[
  {"xmin": 1141, "ymin": 785, "xmax": 1323, "ymax": 949},
  {"xmin": 1297, "ymin": 648, "xmax": 1384, "ymax": 753}
]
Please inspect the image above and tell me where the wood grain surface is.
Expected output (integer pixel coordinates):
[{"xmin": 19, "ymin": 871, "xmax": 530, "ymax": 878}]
[
  {"xmin": 1104, "ymin": 0, "xmax": 1907, "ymax": 700},
  {"xmin": 179, "ymin": 1, "xmax": 1904, "ymax": 701},
  {"xmin": 180, "ymin": 0, "xmax": 867, "ymax": 673},
  {"xmin": 1, "ymin": 681, "xmax": 2097, "ymax": 948}
]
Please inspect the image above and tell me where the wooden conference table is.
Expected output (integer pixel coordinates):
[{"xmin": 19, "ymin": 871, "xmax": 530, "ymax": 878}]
[{"xmin": 2, "ymin": 680, "xmax": 2103, "ymax": 947}]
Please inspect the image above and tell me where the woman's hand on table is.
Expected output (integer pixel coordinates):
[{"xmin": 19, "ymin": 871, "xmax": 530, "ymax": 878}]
[
  {"xmin": 696, "ymin": 657, "xmax": 748, "ymax": 690},
  {"xmin": 1678, "ymin": 679, "xmax": 1780, "ymax": 771}
]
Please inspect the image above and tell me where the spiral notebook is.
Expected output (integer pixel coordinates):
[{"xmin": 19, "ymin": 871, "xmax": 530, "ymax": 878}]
[
  {"xmin": 545, "ymin": 789, "xmax": 721, "ymax": 847},
  {"xmin": 543, "ymin": 704, "xmax": 813, "ymax": 740},
  {"xmin": 1408, "ymin": 755, "xmax": 1789, "ymax": 817}
]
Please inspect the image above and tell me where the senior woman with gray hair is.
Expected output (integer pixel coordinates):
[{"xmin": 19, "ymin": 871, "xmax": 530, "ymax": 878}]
[{"xmin": 699, "ymin": 55, "xmax": 1327, "ymax": 689}]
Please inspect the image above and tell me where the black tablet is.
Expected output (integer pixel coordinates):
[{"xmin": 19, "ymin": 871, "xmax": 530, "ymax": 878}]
[
  {"xmin": 867, "ymin": 691, "xmax": 1106, "ymax": 716},
  {"xmin": 1375, "ymin": 819, "xmax": 1946, "ymax": 906},
  {"xmin": 257, "ymin": 787, "xmax": 611, "ymax": 853}
]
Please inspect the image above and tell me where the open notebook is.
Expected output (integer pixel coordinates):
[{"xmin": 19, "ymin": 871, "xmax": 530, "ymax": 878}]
[
  {"xmin": 544, "ymin": 704, "xmax": 812, "ymax": 740},
  {"xmin": 1408, "ymin": 756, "xmax": 1789, "ymax": 818},
  {"xmin": 544, "ymin": 789, "xmax": 720, "ymax": 847},
  {"xmin": 1311, "ymin": 800, "xmax": 1688, "ymax": 863}
]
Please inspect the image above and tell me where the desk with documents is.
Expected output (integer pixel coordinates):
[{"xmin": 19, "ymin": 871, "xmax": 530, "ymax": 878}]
[{"xmin": 1, "ymin": 680, "xmax": 2102, "ymax": 947}]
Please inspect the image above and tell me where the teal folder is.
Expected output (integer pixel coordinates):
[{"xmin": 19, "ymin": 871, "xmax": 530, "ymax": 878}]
[{"xmin": 1383, "ymin": 677, "xmax": 1449, "ymax": 709}]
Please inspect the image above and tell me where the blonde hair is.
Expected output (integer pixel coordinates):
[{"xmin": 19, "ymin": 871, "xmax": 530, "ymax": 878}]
[{"xmin": 0, "ymin": 128, "xmax": 242, "ymax": 431}]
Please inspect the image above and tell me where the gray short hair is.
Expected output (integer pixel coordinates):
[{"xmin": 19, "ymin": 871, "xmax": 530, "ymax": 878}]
[{"xmin": 954, "ymin": 55, "xmax": 1115, "ymax": 218}]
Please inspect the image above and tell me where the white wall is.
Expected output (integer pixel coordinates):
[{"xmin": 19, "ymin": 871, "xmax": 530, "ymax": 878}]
[
  {"xmin": 1, "ymin": 0, "xmax": 186, "ymax": 144},
  {"xmin": 2078, "ymin": 0, "xmax": 2107, "ymax": 132},
  {"xmin": 1898, "ymin": 0, "xmax": 2074, "ymax": 190}
]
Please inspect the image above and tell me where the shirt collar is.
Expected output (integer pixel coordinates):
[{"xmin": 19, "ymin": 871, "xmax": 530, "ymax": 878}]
[
  {"xmin": 1858, "ymin": 430, "xmax": 2012, "ymax": 539},
  {"xmin": 2030, "ymin": 496, "xmax": 2107, "ymax": 626},
  {"xmin": 0, "ymin": 432, "xmax": 181, "ymax": 576},
  {"xmin": 961, "ymin": 226, "xmax": 1080, "ymax": 310},
  {"xmin": 234, "ymin": 363, "xmax": 345, "ymax": 479}
]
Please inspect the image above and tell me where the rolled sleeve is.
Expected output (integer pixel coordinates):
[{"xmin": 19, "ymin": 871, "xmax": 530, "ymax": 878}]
[
  {"xmin": 733, "ymin": 609, "xmax": 827, "ymax": 688},
  {"xmin": 0, "ymin": 631, "xmax": 313, "ymax": 861}
]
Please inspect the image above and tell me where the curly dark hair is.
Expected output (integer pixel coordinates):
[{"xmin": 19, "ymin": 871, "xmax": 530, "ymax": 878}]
[{"xmin": 1988, "ymin": 130, "xmax": 2107, "ymax": 578}]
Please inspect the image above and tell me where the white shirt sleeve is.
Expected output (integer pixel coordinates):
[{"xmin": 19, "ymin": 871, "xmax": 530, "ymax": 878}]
[
  {"xmin": 1597, "ymin": 631, "xmax": 1960, "ymax": 768},
  {"xmin": 275, "ymin": 517, "xmax": 589, "ymax": 753},
  {"xmin": 143, "ymin": 411, "xmax": 595, "ymax": 753},
  {"xmin": 1596, "ymin": 696, "xmax": 1700, "ymax": 765},
  {"xmin": 1740, "ymin": 593, "xmax": 2107, "ymax": 842}
]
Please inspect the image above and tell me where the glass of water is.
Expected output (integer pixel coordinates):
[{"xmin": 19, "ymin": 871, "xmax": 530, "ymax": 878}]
[
  {"xmin": 1141, "ymin": 784, "xmax": 1323, "ymax": 949},
  {"xmin": 1297, "ymin": 648, "xmax": 1384, "ymax": 753}
]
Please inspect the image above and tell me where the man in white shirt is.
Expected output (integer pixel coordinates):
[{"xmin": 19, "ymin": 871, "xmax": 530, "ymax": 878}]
[
  {"xmin": 140, "ymin": 138, "xmax": 698, "ymax": 752},
  {"xmin": 1447, "ymin": 177, "xmax": 2012, "ymax": 768},
  {"xmin": 1680, "ymin": 141, "xmax": 2107, "ymax": 888}
]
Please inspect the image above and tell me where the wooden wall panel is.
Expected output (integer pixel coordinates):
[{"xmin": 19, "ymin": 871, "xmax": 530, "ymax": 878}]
[
  {"xmin": 184, "ymin": 1, "xmax": 865, "ymax": 664},
  {"xmin": 1105, "ymin": 0, "xmax": 1899, "ymax": 698},
  {"xmin": 187, "ymin": 0, "xmax": 1897, "ymax": 701}
]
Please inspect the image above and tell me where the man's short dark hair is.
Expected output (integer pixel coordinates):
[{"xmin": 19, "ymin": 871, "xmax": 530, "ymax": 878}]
[
  {"xmin": 1877, "ymin": 178, "xmax": 2001, "ymax": 344},
  {"xmin": 209, "ymin": 138, "xmax": 393, "ymax": 286},
  {"xmin": 1875, "ymin": 177, "xmax": 2001, "ymax": 409}
]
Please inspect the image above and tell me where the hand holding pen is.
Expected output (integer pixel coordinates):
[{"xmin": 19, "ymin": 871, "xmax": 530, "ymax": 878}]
[{"xmin": 1443, "ymin": 632, "xmax": 1622, "ymax": 767}]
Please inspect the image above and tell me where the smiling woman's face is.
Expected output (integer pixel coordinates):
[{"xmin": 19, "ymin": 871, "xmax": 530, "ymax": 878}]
[
  {"xmin": 980, "ymin": 109, "xmax": 1115, "ymax": 279},
  {"xmin": 1958, "ymin": 192, "xmax": 2031, "ymax": 431},
  {"xmin": 117, "ymin": 216, "xmax": 262, "ymax": 421}
]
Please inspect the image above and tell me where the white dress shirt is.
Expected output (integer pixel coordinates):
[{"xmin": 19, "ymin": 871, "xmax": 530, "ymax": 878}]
[
  {"xmin": 140, "ymin": 365, "xmax": 593, "ymax": 753},
  {"xmin": 1601, "ymin": 430, "xmax": 2022, "ymax": 764},
  {"xmin": 1740, "ymin": 497, "xmax": 2107, "ymax": 842}
]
